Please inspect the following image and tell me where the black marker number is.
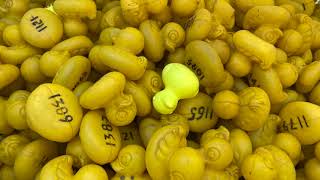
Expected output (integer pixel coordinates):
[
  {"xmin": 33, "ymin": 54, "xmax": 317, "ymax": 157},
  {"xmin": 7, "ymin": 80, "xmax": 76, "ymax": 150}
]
[
  {"xmin": 30, "ymin": 15, "xmax": 47, "ymax": 32},
  {"xmin": 48, "ymin": 94, "xmax": 73, "ymax": 122}
]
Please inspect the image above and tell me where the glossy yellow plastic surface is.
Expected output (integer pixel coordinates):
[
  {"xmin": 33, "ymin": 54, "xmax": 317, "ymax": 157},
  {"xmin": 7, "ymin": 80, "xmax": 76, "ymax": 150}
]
[
  {"xmin": 0, "ymin": 97, "xmax": 13, "ymax": 134},
  {"xmin": 212, "ymin": 0, "xmax": 235, "ymax": 29},
  {"xmin": 232, "ymin": 78, "xmax": 249, "ymax": 92},
  {"xmin": 279, "ymin": 101, "xmax": 320, "ymax": 145},
  {"xmin": 249, "ymin": 64, "xmax": 287, "ymax": 104},
  {"xmin": 249, "ymin": 114, "xmax": 281, "ymax": 149},
  {"xmin": 53, "ymin": 56, "xmax": 91, "ymax": 90},
  {"xmin": 275, "ymin": 48, "xmax": 288, "ymax": 64},
  {"xmin": 39, "ymin": 155, "xmax": 109, "ymax": 180},
  {"xmin": 3, "ymin": 0, "xmax": 320, "ymax": 178},
  {"xmin": 100, "ymin": 6, "xmax": 128, "ymax": 29},
  {"xmin": 6, "ymin": 90, "xmax": 30, "ymax": 130},
  {"xmin": 153, "ymin": 63, "xmax": 199, "ymax": 114},
  {"xmin": 0, "ymin": 134, "xmax": 30, "ymax": 165},
  {"xmin": 89, "ymin": 45, "xmax": 147, "ymax": 80},
  {"xmin": 0, "ymin": 64, "xmax": 19, "ymax": 90},
  {"xmin": 277, "ymin": 29, "xmax": 304, "ymax": 55},
  {"xmin": 139, "ymin": 20, "xmax": 165, "ymax": 62},
  {"xmin": 185, "ymin": 40, "xmax": 225, "ymax": 88},
  {"xmin": 104, "ymin": 91, "xmax": 137, "ymax": 126},
  {"xmin": 233, "ymin": 30, "xmax": 276, "ymax": 70},
  {"xmin": 160, "ymin": 113, "xmax": 190, "ymax": 134},
  {"xmin": 230, "ymin": 128, "xmax": 252, "ymax": 167},
  {"xmin": 200, "ymin": 126, "xmax": 230, "ymax": 145},
  {"xmin": 302, "ymin": 49, "xmax": 313, "ymax": 64},
  {"xmin": 97, "ymin": 27, "xmax": 121, "ymax": 45},
  {"xmin": 89, "ymin": 48, "xmax": 113, "ymax": 74},
  {"xmin": 312, "ymin": 20, "xmax": 320, "ymax": 49},
  {"xmin": 235, "ymin": 0, "xmax": 274, "ymax": 12},
  {"xmin": 0, "ymin": 0, "xmax": 30, "ymax": 17},
  {"xmin": 161, "ymin": 22, "xmax": 185, "ymax": 53},
  {"xmin": 145, "ymin": 125, "xmax": 187, "ymax": 180},
  {"xmin": 14, "ymin": 138, "xmax": 58, "ymax": 180},
  {"xmin": 139, "ymin": 114, "xmax": 189, "ymax": 147},
  {"xmin": 242, "ymin": 146, "xmax": 274, "ymax": 180},
  {"xmin": 136, "ymin": 70, "xmax": 164, "ymax": 98},
  {"xmin": 73, "ymin": 81, "xmax": 94, "ymax": 98},
  {"xmin": 139, "ymin": 117, "xmax": 161, "ymax": 147},
  {"xmin": 263, "ymin": 145, "xmax": 296, "ymax": 180},
  {"xmin": 119, "ymin": 122, "xmax": 143, "ymax": 147},
  {"xmin": 226, "ymin": 51, "xmax": 252, "ymax": 77},
  {"xmin": 0, "ymin": 76, "xmax": 25, "ymax": 97},
  {"xmin": 63, "ymin": 18, "xmax": 88, "ymax": 38},
  {"xmin": 86, "ymin": 10, "xmax": 103, "ymax": 34},
  {"xmin": 0, "ymin": 165, "xmax": 15, "ymax": 180},
  {"xmin": 124, "ymin": 80, "xmax": 151, "ymax": 117},
  {"xmin": 66, "ymin": 136, "xmax": 92, "ymax": 168},
  {"xmin": 21, "ymin": 55, "xmax": 47, "ymax": 84},
  {"xmin": 102, "ymin": 1, "xmax": 120, "ymax": 13},
  {"xmin": 311, "ymin": 82, "xmax": 320, "ymax": 106},
  {"xmin": 274, "ymin": 62, "xmax": 299, "ymax": 88},
  {"xmin": 18, "ymin": 129, "xmax": 41, "ymax": 141},
  {"xmin": 254, "ymin": 25, "xmax": 283, "ymax": 45},
  {"xmin": 305, "ymin": 158, "xmax": 320, "ymax": 180},
  {"xmin": 171, "ymin": 0, "xmax": 198, "ymax": 17},
  {"xmin": 271, "ymin": 89, "xmax": 301, "ymax": 114},
  {"xmin": 0, "ymin": 44, "xmax": 42, "ymax": 65},
  {"xmin": 288, "ymin": 56, "xmax": 306, "ymax": 73},
  {"xmin": 80, "ymin": 72, "xmax": 126, "ymax": 110},
  {"xmin": 111, "ymin": 173, "xmax": 151, "ymax": 180},
  {"xmin": 169, "ymin": 147, "xmax": 205, "ymax": 180},
  {"xmin": 185, "ymin": 8, "xmax": 212, "ymax": 44},
  {"xmin": 233, "ymin": 87, "xmax": 270, "ymax": 131},
  {"xmin": 243, "ymin": 6, "xmax": 291, "ymax": 30},
  {"xmin": 3, "ymin": 24, "xmax": 26, "ymax": 46},
  {"xmin": 207, "ymin": 39, "xmax": 230, "ymax": 64},
  {"xmin": 296, "ymin": 61, "xmax": 320, "ymax": 93},
  {"xmin": 176, "ymin": 92, "xmax": 217, "ymax": 132},
  {"xmin": 295, "ymin": 23, "xmax": 313, "ymax": 55},
  {"xmin": 277, "ymin": 0, "xmax": 314, "ymax": 15},
  {"xmin": 205, "ymin": 70, "xmax": 234, "ymax": 94},
  {"xmin": 20, "ymin": 8, "xmax": 63, "ymax": 48},
  {"xmin": 202, "ymin": 136, "xmax": 234, "ymax": 170},
  {"xmin": 202, "ymin": 164, "xmax": 240, "ymax": 180},
  {"xmin": 207, "ymin": 16, "xmax": 228, "ymax": 40},
  {"xmin": 111, "ymin": 145, "xmax": 146, "ymax": 176},
  {"xmin": 26, "ymin": 83, "xmax": 83, "ymax": 142},
  {"xmin": 272, "ymin": 133, "xmax": 301, "ymax": 165},
  {"xmin": 151, "ymin": 6, "xmax": 172, "ymax": 26},
  {"xmin": 113, "ymin": 27, "xmax": 144, "ymax": 55},
  {"xmin": 212, "ymin": 90, "xmax": 239, "ymax": 120},
  {"xmin": 53, "ymin": 0, "xmax": 96, "ymax": 19},
  {"xmin": 120, "ymin": 0, "xmax": 148, "ymax": 27},
  {"xmin": 80, "ymin": 72, "xmax": 136, "ymax": 126},
  {"xmin": 39, "ymin": 50, "xmax": 70, "ymax": 78},
  {"xmin": 51, "ymin": 35, "xmax": 94, "ymax": 56},
  {"xmin": 79, "ymin": 110, "xmax": 121, "ymax": 164}
]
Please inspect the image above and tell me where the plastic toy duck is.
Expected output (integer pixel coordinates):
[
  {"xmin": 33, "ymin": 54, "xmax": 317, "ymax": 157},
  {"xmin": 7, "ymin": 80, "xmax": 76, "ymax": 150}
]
[
  {"xmin": 111, "ymin": 145, "xmax": 151, "ymax": 180},
  {"xmin": 39, "ymin": 155, "xmax": 109, "ymax": 180},
  {"xmin": 153, "ymin": 63, "xmax": 199, "ymax": 114}
]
